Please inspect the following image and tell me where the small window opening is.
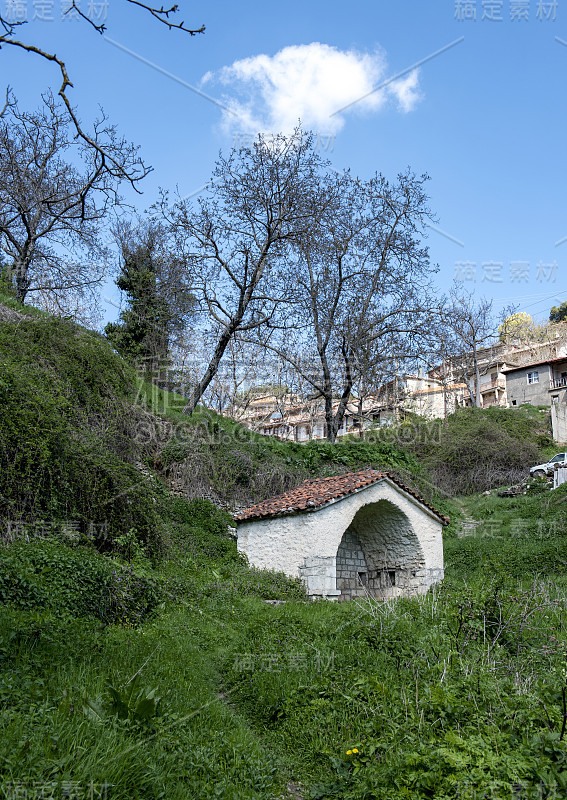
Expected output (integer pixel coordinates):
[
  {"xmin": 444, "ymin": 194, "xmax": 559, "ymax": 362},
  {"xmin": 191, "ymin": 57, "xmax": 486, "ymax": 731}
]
[
  {"xmin": 357, "ymin": 571, "xmax": 367, "ymax": 587},
  {"xmin": 511, "ymin": 400, "xmax": 517, "ymax": 406},
  {"xmin": 387, "ymin": 570, "xmax": 396, "ymax": 587}
]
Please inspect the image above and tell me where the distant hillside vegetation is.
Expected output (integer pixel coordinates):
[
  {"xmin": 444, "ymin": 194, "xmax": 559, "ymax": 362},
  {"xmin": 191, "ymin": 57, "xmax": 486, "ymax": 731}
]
[
  {"xmin": 364, "ymin": 406, "xmax": 553, "ymax": 496},
  {"xmin": 0, "ymin": 302, "xmax": 446, "ymax": 555}
]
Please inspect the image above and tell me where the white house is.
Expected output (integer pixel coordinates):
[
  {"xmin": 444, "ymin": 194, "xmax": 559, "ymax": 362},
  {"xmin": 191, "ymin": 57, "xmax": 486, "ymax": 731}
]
[{"xmin": 235, "ymin": 470, "xmax": 447, "ymax": 601}]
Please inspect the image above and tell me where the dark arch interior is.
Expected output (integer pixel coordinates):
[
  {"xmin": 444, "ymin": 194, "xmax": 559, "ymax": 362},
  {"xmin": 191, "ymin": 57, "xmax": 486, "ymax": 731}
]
[{"xmin": 335, "ymin": 500, "xmax": 426, "ymax": 600}]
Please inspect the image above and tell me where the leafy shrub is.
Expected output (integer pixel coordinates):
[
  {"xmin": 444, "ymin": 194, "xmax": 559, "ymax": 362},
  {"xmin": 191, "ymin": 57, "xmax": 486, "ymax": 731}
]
[
  {"xmin": 160, "ymin": 438, "xmax": 192, "ymax": 466},
  {"xmin": 83, "ymin": 676, "xmax": 162, "ymax": 726},
  {"xmin": 0, "ymin": 540, "xmax": 161, "ymax": 624},
  {"xmin": 0, "ymin": 316, "xmax": 165, "ymax": 555},
  {"xmin": 162, "ymin": 498, "xmax": 307, "ymax": 602},
  {"xmin": 399, "ymin": 406, "xmax": 546, "ymax": 495},
  {"xmin": 166, "ymin": 497, "xmax": 233, "ymax": 555}
]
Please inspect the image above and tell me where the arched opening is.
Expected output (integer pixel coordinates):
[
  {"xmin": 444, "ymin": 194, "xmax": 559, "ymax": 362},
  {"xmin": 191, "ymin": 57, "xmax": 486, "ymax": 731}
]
[{"xmin": 336, "ymin": 500, "xmax": 426, "ymax": 600}]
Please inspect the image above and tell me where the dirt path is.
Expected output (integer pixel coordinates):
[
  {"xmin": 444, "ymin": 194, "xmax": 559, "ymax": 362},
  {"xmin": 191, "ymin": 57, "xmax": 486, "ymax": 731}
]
[{"xmin": 456, "ymin": 502, "xmax": 481, "ymax": 538}]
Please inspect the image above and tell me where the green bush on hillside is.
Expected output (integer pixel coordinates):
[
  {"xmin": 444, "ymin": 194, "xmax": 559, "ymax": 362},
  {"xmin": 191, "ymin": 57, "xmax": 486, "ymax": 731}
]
[
  {"xmin": 0, "ymin": 315, "xmax": 165, "ymax": 556},
  {"xmin": 383, "ymin": 406, "xmax": 548, "ymax": 495},
  {"xmin": 0, "ymin": 540, "xmax": 161, "ymax": 623}
]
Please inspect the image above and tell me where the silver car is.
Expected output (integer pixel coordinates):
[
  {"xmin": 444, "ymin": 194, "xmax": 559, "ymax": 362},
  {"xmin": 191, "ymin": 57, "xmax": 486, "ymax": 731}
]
[{"xmin": 530, "ymin": 453, "xmax": 567, "ymax": 478}]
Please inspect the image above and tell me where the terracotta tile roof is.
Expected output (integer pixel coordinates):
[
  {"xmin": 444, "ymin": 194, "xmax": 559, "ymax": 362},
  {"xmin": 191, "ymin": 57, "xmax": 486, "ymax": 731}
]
[
  {"xmin": 234, "ymin": 469, "xmax": 449, "ymax": 525},
  {"xmin": 502, "ymin": 355, "xmax": 567, "ymax": 373},
  {"xmin": 411, "ymin": 383, "xmax": 467, "ymax": 395}
]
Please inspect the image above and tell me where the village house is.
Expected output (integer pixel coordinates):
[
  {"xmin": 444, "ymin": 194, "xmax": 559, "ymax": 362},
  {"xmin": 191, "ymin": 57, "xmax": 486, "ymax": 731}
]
[
  {"xmin": 503, "ymin": 356, "xmax": 567, "ymax": 407},
  {"xmin": 377, "ymin": 372, "xmax": 467, "ymax": 418},
  {"xmin": 428, "ymin": 327, "xmax": 567, "ymax": 410},
  {"xmin": 230, "ymin": 376, "xmax": 468, "ymax": 442},
  {"xmin": 235, "ymin": 469, "xmax": 447, "ymax": 601},
  {"xmin": 232, "ymin": 395, "xmax": 385, "ymax": 442},
  {"xmin": 220, "ymin": 324, "xmax": 567, "ymax": 440},
  {"xmin": 462, "ymin": 360, "xmax": 516, "ymax": 408}
]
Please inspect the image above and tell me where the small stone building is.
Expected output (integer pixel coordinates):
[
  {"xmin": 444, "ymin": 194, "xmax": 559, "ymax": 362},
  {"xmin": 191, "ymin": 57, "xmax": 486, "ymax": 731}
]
[{"xmin": 235, "ymin": 470, "xmax": 447, "ymax": 601}]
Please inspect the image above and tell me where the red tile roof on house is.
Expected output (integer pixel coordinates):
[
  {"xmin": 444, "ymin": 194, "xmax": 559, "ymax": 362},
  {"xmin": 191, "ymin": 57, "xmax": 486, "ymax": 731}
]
[
  {"xmin": 234, "ymin": 469, "xmax": 449, "ymax": 525},
  {"xmin": 502, "ymin": 356, "xmax": 567, "ymax": 373}
]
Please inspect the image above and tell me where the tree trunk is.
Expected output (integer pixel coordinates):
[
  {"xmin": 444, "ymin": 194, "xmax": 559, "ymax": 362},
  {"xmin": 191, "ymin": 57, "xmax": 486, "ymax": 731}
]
[
  {"xmin": 330, "ymin": 342, "xmax": 354, "ymax": 441},
  {"xmin": 332, "ymin": 386, "xmax": 353, "ymax": 442},
  {"xmin": 473, "ymin": 349, "xmax": 481, "ymax": 407},
  {"xmin": 465, "ymin": 376, "xmax": 476, "ymax": 407},
  {"xmin": 324, "ymin": 393, "xmax": 336, "ymax": 443},
  {"xmin": 183, "ymin": 323, "xmax": 236, "ymax": 415},
  {"xmin": 14, "ymin": 256, "xmax": 31, "ymax": 303}
]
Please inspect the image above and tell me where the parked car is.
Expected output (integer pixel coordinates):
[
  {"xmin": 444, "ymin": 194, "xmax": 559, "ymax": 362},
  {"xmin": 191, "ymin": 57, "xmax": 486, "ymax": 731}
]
[{"xmin": 529, "ymin": 453, "xmax": 567, "ymax": 478}]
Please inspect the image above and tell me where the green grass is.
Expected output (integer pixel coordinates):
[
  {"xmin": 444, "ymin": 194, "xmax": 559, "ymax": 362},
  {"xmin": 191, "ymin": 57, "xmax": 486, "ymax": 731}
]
[
  {"xmin": 0, "ymin": 499, "xmax": 306, "ymax": 799},
  {"xmin": 2, "ymin": 491, "xmax": 567, "ymax": 799},
  {"xmin": 0, "ymin": 289, "xmax": 49, "ymax": 318},
  {"xmin": 448, "ymin": 482, "xmax": 567, "ymax": 581},
  {"xmin": 3, "ymin": 306, "xmax": 567, "ymax": 799},
  {"xmin": 0, "ymin": 604, "xmax": 282, "ymax": 799}
]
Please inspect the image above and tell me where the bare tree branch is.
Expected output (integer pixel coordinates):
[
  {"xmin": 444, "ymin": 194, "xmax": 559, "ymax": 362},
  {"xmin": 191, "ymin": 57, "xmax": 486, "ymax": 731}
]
[
  {"xmin": 0, "ymin": 93, "xmax": 141, "ymax": 313},
  {"xmin": 0, "ymin": 87, "xmax": 14, "ymax": 118},
  {"xmin": 125, "ymin": 0, "xmax": 205, "ymax": 34},
  {"xmin": 0, "ymin": 1, "xmax": 203, "ymax": 186}
]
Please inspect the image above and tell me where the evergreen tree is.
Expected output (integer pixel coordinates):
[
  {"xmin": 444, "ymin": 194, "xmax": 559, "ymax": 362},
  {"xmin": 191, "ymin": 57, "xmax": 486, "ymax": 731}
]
[
  {"xmin": 105, "ymin": 220, "xmax": 194, "ymax": 385},
  {"xmin": 550, "ymin": 301, "xmax": 567, "ymax": 323}
]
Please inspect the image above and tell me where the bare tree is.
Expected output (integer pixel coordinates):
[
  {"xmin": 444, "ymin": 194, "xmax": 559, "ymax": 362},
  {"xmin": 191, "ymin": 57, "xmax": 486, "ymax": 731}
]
[
  {"xmin": 259, "ymin": 169, "xmax": 438, "ymax": 442},
  {"xmin": 0, "ymin": 93, "xmax": 143, "ymax": 313},
  {"xmin": 441, "ymin": 286, "xmax": 509, "ymax": 408},
  {"xmin": 0, "ymin": 3, "xmax": 203, "ymax": 188},
  {"xmin": 164, "ymin": 130, "xmax": 324, "ymax": 416}
]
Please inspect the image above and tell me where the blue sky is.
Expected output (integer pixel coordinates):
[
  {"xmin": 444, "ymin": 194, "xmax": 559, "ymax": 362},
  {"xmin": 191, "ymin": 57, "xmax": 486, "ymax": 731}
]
[{"xmin": 3, "ymin": 0, "xmax": 566, "ymax": 325}]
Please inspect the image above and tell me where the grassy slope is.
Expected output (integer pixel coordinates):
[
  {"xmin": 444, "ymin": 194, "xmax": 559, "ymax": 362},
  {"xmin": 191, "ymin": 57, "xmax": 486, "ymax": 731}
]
[
  {"xmin": 447, "ymin": 484, "xmax": 567, "ymax": 583},
  {"xmin": 3, "ymin": 492, "xmax": 567, "ymax": 799},
  {"xmin": 2, "ymin": 303, "xmax": 567, "ymax": 798},
  {"xmin": 135, "ymin": 378, "xmax": 437, "ymax": 509}
]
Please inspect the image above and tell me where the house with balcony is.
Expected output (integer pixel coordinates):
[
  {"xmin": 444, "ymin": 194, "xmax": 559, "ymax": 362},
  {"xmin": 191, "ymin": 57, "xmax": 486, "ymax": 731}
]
[
  {"xmin": 375, "ymin": 373, "xmax": 468, "ymax": 419},
  {"xmin": 461, "ymin": 360, "xmax": 516, "ymax": 408},
  {"xmin": 503, "ymin": 357, "xmax": 567, "ymax": 407}
]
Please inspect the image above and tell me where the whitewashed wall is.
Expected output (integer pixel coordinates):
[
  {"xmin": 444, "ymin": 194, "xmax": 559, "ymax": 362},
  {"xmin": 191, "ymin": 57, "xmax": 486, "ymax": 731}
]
[{"xmin": 237, "ymin": 478, "xmax": 444, "ymax": 600}]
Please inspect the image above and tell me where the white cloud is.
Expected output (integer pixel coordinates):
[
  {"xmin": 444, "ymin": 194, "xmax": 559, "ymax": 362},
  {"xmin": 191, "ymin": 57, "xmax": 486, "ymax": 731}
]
[
  {"xmin": 202, "ymin": 42, "xmax": 421, "ymax": 137},
  {"xmin": 388, "ymin": 69, "xmax": 421, "ymax": 113}
]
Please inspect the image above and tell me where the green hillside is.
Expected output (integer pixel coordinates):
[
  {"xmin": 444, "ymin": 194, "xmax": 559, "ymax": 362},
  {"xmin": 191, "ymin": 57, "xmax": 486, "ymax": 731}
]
[{"xmin": 1, "ymin": 305, "xmax": 567, "ymax": 799}]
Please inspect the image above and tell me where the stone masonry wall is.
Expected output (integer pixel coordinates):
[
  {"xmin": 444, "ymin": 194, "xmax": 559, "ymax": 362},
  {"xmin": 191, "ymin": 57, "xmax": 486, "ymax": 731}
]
[{"xmin": 336, "ymin": 528, "xmax": 368, "ymax": 600}]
